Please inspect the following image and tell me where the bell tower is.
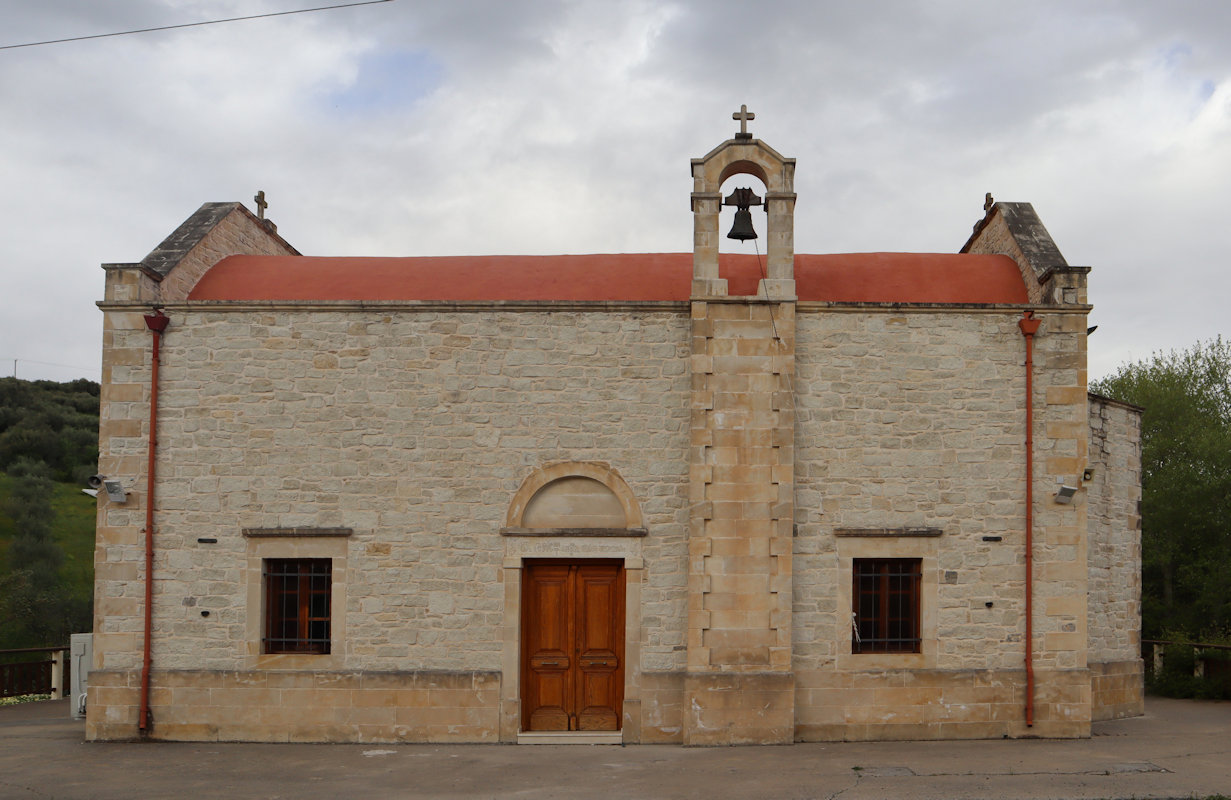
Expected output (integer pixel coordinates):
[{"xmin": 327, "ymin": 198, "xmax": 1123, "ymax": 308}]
[
  {"xmin": 685, "ymin": 108, "xmax": 798, "ymax": 744},
  {"xmin": 690, "ymin": 104, "xmax": 798, "ymax": 299}
]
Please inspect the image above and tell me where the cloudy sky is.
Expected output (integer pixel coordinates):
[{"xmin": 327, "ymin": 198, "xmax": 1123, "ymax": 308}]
[{"xmin": 1, "ymin": 0, "xmax": 1227, "ymax": 383}]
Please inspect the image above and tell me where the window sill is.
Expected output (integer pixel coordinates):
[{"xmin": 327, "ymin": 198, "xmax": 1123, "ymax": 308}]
[
  {"xmin": 837, "ymin": 652, "xmax": 931, "ymax": 670},
  {"xmin": 250, "ymin": 652, "xmax": 342, "ymax": 671}
]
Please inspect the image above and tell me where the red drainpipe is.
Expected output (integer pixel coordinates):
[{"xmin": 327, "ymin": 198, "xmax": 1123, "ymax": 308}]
[
  {"xmin": 1018, "ymin": 310, "xmax": 1040, "ymax": 727},
  {"xmin": 140, "ymin": 308, "xmax": 170, "ymax": 735}
]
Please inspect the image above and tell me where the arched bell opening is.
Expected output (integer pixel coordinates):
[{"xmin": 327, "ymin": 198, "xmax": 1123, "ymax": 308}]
[
  {"xmin": 718, "ymin": 158, "xmax": 769, "ymax": 187},
  {"xmin": 716, "ymin": 172, "xmax": 769, "ymax": 297},
  {"xmin": 718, "ymin": 173, "xmax": 768, "ymax": 254}
]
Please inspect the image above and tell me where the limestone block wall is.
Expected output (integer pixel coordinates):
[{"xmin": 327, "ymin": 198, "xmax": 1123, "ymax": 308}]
[
  {"xmin": 794, "ymin": 310, "xmax": 1030, "ymax": 673},
  {"xmin": 1030, "ymin": 310, "xmax": 1091, "ymax": 678},
  {"xmin": 684, "ymin": 300, "xmax": 796, "ymax": 745},
  {"xmin": 90, "ymin": 305, "xmax": 691, "ymax": 738},
  {"xmin": 1087, "ymin": 395, "xmax": 1142, "ymax": 663},
  {"xmin": 101, "ymin": 266, "xmax": 160, "ymax": 305},
  {"xmin": 791, "ymin": 307, "xmax": 1092, "ymax": 739},
  {"xmin": 94, "ymin": 309, "xmax": 161, "ymax": 675},
  {"xmin": 90, "ymin": 294, "xmax": 1125, "ymax": 742},
  {"xmin": 1087, "ymin": 394, "xmax": 1144, "ymax": 720}
]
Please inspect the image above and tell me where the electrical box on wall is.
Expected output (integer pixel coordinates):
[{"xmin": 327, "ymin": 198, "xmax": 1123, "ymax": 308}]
[{"xmin": 70, "ymin": 633, "xmax": 92, "ymax": 720}]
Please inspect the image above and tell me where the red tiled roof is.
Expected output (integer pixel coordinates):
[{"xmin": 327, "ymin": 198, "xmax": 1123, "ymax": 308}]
[{"xmin": 186, "ymin": 252, "xmax": 1028, "ymax": 304}]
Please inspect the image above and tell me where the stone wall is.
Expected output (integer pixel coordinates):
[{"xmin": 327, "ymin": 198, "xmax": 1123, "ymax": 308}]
[
  {"xmin": 89, "ymin": 304, "xmax": 692, "ymax": 739},
  {"xmin": 795, "ymin": 309, "xmax": 1029, "ymax": 671},
  {"xmin": 90, "ymin": 298, "xmax": 1135, "ymax": 742},
  {"xmin": 791, "ymin": 307, "xmax": 1093, "ymax": 738},
  {"xmin": 1086, "ymin": 394, "xmax": 1144, "ymax": 720}
]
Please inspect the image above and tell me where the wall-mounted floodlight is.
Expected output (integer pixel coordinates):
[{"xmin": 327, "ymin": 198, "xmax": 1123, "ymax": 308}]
[
  {"xmin": 86, "ymin": 474, "xmax": 128, "ymax": 503},
  {"xmin": 1055, "ymin": 485, "xmax": 1078, "ymax": 504}
]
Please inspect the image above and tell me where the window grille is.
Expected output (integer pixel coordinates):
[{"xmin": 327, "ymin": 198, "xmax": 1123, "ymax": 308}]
[
  {"xmin": 852, "ymin": 558, "xmax": 921, "ymax": 654},
  {"xmin": 263, "ymin": 558, "xmax": 331, "ymax": 654}
]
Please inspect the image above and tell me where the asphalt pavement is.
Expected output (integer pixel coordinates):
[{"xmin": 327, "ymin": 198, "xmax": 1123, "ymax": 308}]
[{"xmin": 1, "ymin": 696, "xmax": 1227, "ymax": 799}]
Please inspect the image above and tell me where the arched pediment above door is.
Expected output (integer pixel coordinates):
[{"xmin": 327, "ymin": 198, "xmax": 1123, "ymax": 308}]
[{"xmin": 503, "ymin": 461, "xmax": 645, "ymax": 534}]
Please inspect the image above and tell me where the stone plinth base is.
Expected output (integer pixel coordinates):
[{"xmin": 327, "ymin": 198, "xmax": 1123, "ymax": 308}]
[
  {"xmin": 683, "ymin": 671, "xmax": 794, "ymax": 745},
  {"xmin": 639, "ymin": 671, "xmax": 686, "ymax": 742},
  {"xmin": 84, "ymin": 665, "xmax": 1124, "ymax": 743},
  {"xmin": 794, "ymin": 667, "xmax": 1093, "ymax": 741},
  {"xmin": 1090, "ymin": 659, "xmax": 1145, "ymax": 721},
  {"xmin": 85, "ymin": 669, "xmax": 500, "ymax": 743}
]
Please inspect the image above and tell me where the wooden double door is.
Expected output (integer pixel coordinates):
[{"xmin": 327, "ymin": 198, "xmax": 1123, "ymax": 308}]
[{"xmin": 521, "ymin": 560, "xmax": 625, "ymax": 732}]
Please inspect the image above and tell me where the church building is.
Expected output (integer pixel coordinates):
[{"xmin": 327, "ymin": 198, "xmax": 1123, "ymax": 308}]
[{"xmin": 88, "ymin": 113, "xmax": 1143, "ymax": 744}]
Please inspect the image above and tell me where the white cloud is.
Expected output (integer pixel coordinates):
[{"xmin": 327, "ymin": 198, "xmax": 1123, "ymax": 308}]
[{"xmin": 0, "ymin": 0, "xmax": 1228, "ymax": 382}]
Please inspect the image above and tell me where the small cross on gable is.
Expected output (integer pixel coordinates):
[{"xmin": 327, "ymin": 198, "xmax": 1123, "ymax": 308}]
[
  {"xmin": 254, "ymin": 190, "xmax": 268, "ymax": 220},
  {"xmin": 732, "ymin": 104, "xmax": 755, "ymax": 139}
]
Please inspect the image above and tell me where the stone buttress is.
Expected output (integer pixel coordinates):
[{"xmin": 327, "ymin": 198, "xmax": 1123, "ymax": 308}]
[{"xmin": 685, "ymin": 134, "xmax": 799, "ymax": 744}]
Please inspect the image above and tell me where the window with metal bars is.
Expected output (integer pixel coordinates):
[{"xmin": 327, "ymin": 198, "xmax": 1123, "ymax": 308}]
[
  {"xmin": 852, "ymin": 558, "xmax": 921, "ymax": 654},
  {"xmin": 263, "ymin": 558, "xmax": 331, "ymax": 654}
]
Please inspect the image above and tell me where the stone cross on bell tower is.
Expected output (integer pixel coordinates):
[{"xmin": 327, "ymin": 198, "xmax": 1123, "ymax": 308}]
[
  {"xmin": 732, "ymin": 104, "xmax": 755, "ymax": 139},
  {"xmin": 684, "ymin": 110, "xmax": 799, "ymax": 745}
]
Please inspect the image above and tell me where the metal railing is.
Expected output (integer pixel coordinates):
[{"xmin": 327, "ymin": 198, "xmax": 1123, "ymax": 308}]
[
  {"xmin": 1142, "ymin": 639, "xmax": 1231, "ymax": 698},
  {"xmin": 0, "ymin": 647, "xmax": 68, "ymax": 699}
]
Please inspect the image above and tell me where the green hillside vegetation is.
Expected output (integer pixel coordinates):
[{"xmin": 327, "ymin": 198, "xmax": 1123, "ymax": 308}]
[
  {"xmin": 0, "ymin": 377, "xmax": 100, "ymax": 650},
  {"xmin": 0, "ymin": 476, "xmax": 98, "ymax": 604},
  {"xmin": 0, "ymin": 377, "xmax": 100, "ymax": 483}
]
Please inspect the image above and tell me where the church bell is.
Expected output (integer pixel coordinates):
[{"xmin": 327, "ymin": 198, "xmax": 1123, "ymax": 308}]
[
  {"xmin": 723, "ymin": 186, "xmax": 763, "ymax": 242},
  {"xmin": 726, "ymin": 208, "xmax": 757, "ymax": 241}
]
